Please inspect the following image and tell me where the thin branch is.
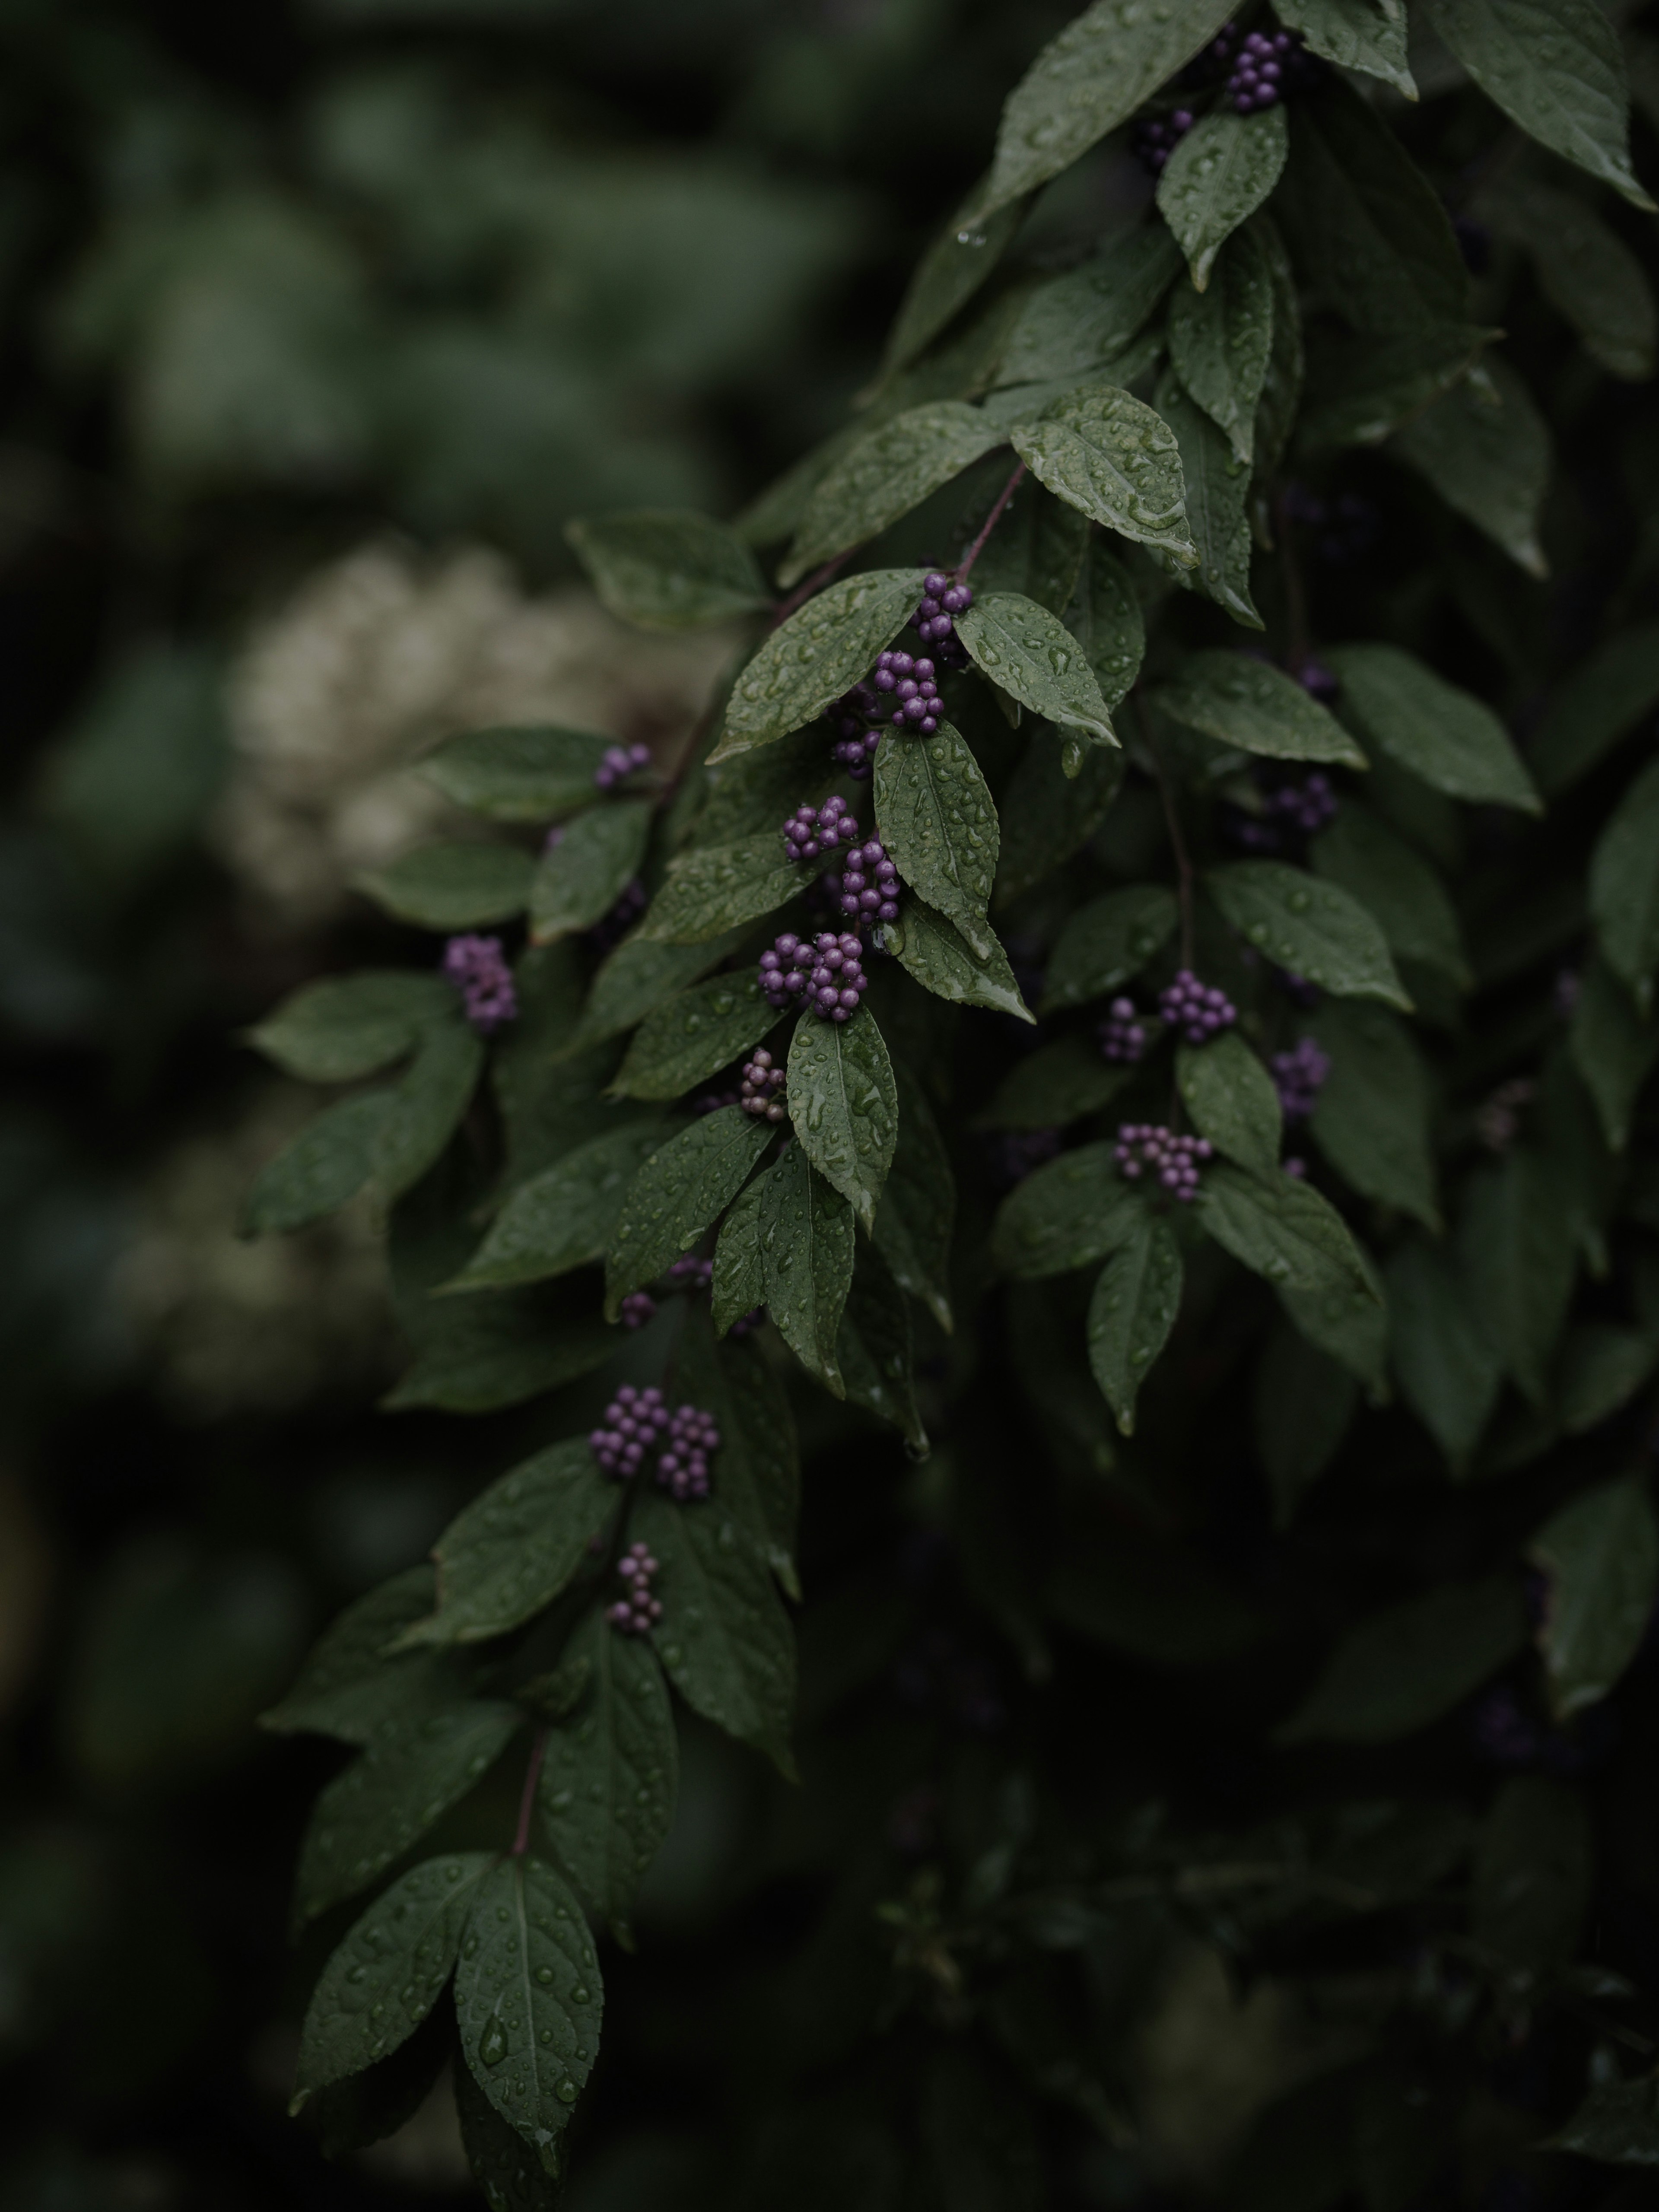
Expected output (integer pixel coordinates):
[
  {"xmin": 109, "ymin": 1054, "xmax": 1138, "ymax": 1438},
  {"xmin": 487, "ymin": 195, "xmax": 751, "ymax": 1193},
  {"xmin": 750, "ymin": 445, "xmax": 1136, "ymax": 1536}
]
[
  {"xmin": 956, "ymin": 459, "xmax": 1027, "ymax": 582},
  {"xmin": 771, "ymin": 548, "xmax": 853, "ymax": 629},
  {"xmin": 512, "ymin": 1726, "xmax": 550, "ymax": 1857}
]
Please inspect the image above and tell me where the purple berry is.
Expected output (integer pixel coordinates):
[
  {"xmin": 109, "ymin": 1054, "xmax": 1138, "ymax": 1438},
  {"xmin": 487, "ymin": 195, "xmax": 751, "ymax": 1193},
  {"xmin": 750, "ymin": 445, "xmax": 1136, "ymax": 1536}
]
[
  {"xmin": 1157, "ymin": 969, "xmax": 1238, "ymax": 1046},
  {"xmin": 1270, "ymin": 1036, "xmax": 1332, "ymax": 1122},
  {"xmin": 1098, "ymin": 996, "xmax": 1146, "ymax": 1065},
  {"xmin": 1113, "ymin": 1122, "xmax": 1212, "ymax": 1204},
  {"xmin": 609, "ymin": 1541, "xmax": 663, "ymax": 1635},
  {"xmin": 620, "ymin": 1290, "xmax": 657, "ymax": 1330},
  {"xmin": 590, "ymin": 1384, "xmax": 671, "ymax": 1478},
  {"xmin": 667, "ymin": 1252, "xmax": 714, "ymax": 1293},
  {"xmin": 441, "ymin": 934, "xmax": 518, "ymax": 1034},
  {"xmin": 657, "ymin": 1402, "xmax": 720, "ymax": 1502},
  {"xmin": 740, "ymin": 1047, "xmax": 788, "ymax": 1123}
]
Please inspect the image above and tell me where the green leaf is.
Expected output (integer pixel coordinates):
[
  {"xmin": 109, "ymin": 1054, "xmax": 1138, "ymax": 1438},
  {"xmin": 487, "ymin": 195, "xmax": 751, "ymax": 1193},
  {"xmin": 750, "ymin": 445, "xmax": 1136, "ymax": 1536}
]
[
  {"xmin": 448, "ymin": 1124, "xmax": 668, "ymax": 1291},
  {"xmin": 1461, "ymin": 1150, "xmax": 1578, "ymax": 1406},
  {"xmin": 1531, "ymin": 620, "xmax": 1659, "ymax": 798},
  {"xmin": 294, "ymin": 1854, "xmax": 495, "ymax": 2105},
  {"xmin": 991, "ymin": 1142, "xmax": 1147, "ymax": 1280},
  {"xmin": 1178, "ymin": 1033, "xmax": 1282, "ymax": 1179},
  {"xmin": 419, "ymin": 727, "xmax": 616, "ymax": 823},
  {"xmin": 358, "ymin": 843, "xmax": 534, "ymax": 930},
  {"xmin": 717, "ymin": 570, "xmax": 928, "ymax": 754},
  {"xmin": 1473, "ymin": 1777, "xmax": 1592, "ymax": 1981},
  {"xmin": 639, "ymin": 831, "xmax": 810, "ymax": 946},
  {"xmin": 996, "ymin": 227, "xmax": 1182, "ymax": 388},
  {"xmin": 611, "ymin": 972, "xmax": 777, "ymax": 1103},
  {"xmin": 1321, "ymin": 642, "xmax": 1539, "ymax": 811},
  {"xmin": 1311, "ymin": 803, "xmax": 1470, "ymax": 986},
  {"xmin": 780, "ymin": 404, "xmax": 1007, "ymax": 587},
  {"xmin": 1384, "ymin": 1241, "xmax": 1501, "ymax": 1472},
  {"xmin": 248, "ymin": 973, "xmax": 455, "ymax": 1083},
  {"xmin": 896, "ymin": 895, "xmax": 1034, "ymax": 1022},
  {"xmin": 529, "ymin": 801, "xmax": 652, "ymax": 945},
  {"xmin": 1278, "ymin": 79, "xmax": 1470, "ymax": 334},
  {"xmin": 565, "ymin": 509, "xmax": 770, "ymax": 629},
  {"xmin": 1308, "ymin": 1001, "xmax": 1439, "ymax": 1229},
  {"xmin": 1274, "ymin": 0, "xmax": 1417, "ymax": 96},
  {"xmin": 1276, "ymin": 1577, "xmax": 1526, "ymax": 1743},
  {"xmin": 1480, "ymin": 175, "xmax": 1656, "ymax": 382},
  {"xmin": 1419, "ymin": 0, "xmax": 1654, "ymax": 211},
  {"xmin": 308, "ymin": 2012, "xmax": 449, "ymax": 2159},
  {"xmin": 262, "ymin": 1568, "xmax": 453, "ymax": 1745},
  {"xmin": 574, "ymin": 928, "xmax": 750, "ymax": 1050},
  {"xmin": 970, "ymin": 0, "xmax": 1236, "ymax": 221},
  {"xmin": 635, "ymin": 1487, "xmax": 797, "ymax": 1777},
  {"xmin": 1253, "ymin": 1320, "xmax": 1357, "ymax": 1528},
  {"xmin": 994, "ymin": 734, "xmax": 1124, "ymax": 905},
  {"xmin": 1066, "ymin": 540, "xmax": 1145, "ymax": 712},
  {"xmin": 966, "ymin": 483, "xmax": 1090, "ymax": 618},
  {"xmin": 373, "ymin": 1022, "xmax": 489, "ymax": 1206},
  {"xmin": 1280, "ymin": 1275, "xmax": 1390, "ymax": 1398},
  {"xmin": 1168, "ymin": 229, "xmax": 1274, "ymax": 466},
  {"xmin": 1570, "ymin": 956, "xmax": 1658, "ymax": 1153},
  {"xmin": 880, "ymin": 178, "xmax": 1030, "ymax": 378},
  {"xmin": 955, "ymin": 591, "xmax": 1116, "ymax": 742},
  {"xmin": 605, "ymin": 1106, "xmax": 775, "ymax": 1314},
  {"xmin": 1207, "ymin": 861, "xmax": 1409, "ymax": 1007},
  {"xmin": 786, "ymin": 1005, "xmax": 897, "ymax": 1236},
  {"xmin": 1199, "ymin": 1162, "xmax": 1379, "ymax": 1303},
  {"xmin": 711, "ymin": 1171, "xmax": 767, "ymax": 1338},
  {"xmin": 1154, "ymin": 652, "xmax": 1364, "ymax": 767},
  {"xmin": 244, "ymin": 1090, "xmax": 394, "ymax": 1235},
  {"xmin": 755, "ymin": 1138, "xmax": 855, "ymax": 1394},
  {"xmin": 1086, "ymin": 1215, "xmax": 1182, "ymax": 1437},
  {"xmin": 454, "ymin": 2061, "xmax": 563, "ymax": 2208},
  {"xmin": 976, "ymin": 1033, "xmax": 1135, "ymax": 1131},
  {"xmin": 1009, "ymin": 385, "xmax": 1195, "ymax": 563},
  {"xmin": 1253, "ymin": 215, "xmax": 1305, "ymax": 480},
  {"xmin": 1552, "ymin": 2078, "xmax": 1659, "ymax": 2165},
  {"xmin": 1158, "ymin": 107, "xmax": 1288, "ymax": 293},
  {"xmin": 874, "ymin": 720, "xmax": 1001, "ymax": 957},
  {"xmin": 393, "ymin": 1443, "xmax": 618, "ymax": 1649},
  {"xmin": 294, "ymin": 1700, "xmax": 526, "ymax": 1925},
  {"xmin": 1148, "ymin": 370, "xmax": 1260, "ymax": 627},
  {"xmin": 836, "ymin": 1241, "xmax": 927, "ymax": 1453},
  {"xmin": 453, "ymin": 1854, "xmax": 603, "ymax": 2155},
  {"xmin": 1391, "ymin": 358, "xmax": 1551, "ymax": 579},
  {"xmin": 1299, "ymin": 323, "xmax": 1492, "ymax": 451},
  {"xmin": 1591, "ymin": 755, "xmax": 1659, "ymax": 1013},
  {"xmin": 1042, "ymin": 885, "xmax": 1179, "ymax": 1012},
  {"xmin": 1529, "ymin": 1478, "xmax": 1659, "ymax": 1723},
  {"xmin": 671, "ymin": 1306, "xmax": 801, "ymax": 1588},
  {"xmin": 873, "ymin": 1065, "xmax": 956, "ymax": 1333},
  {"xmin": 1557, "ymin": 1323, "xmax": 1659, "ymax": 1436},
  {"xmin": 537, "ymin": 1612, "xmax": 676, "ymax": 1942}
]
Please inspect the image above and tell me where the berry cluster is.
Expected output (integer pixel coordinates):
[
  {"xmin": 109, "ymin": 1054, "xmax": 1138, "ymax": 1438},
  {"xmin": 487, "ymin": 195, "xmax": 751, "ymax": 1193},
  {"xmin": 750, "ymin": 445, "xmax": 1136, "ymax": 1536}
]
[
  {"xmin": 828, "ymin": 683, "xmax": 883, "ymax": 779},
  {"xmin": 607, "ymin": 1543, "xmax": 662, "ymax": 1637},
  {"xmin": 910, "ymin": 571, "xmax": 972, "ymax": 662},
  {"xmin": 740, "ymin": 1049, "xmax": 787, "ymax": 1122},
  {"xmin": 782, "ymin": 795, "xmax": 861, "ymax": 861},
  {"xmin": 657, "ymin": 1402, "xmax": 721, "ymax": 1501},
  {"xmin": 1269, "ymin": 772, "xmax": 1338, "ymax": 835},
  {"xmin": 1226, "ymin": 26, "xmax": 1321, "ymax": 111},
  {"xmin": 759, "ymin": 931, "xmax": 868, "ymax": 1020},
  {"xmin": 667, "ymin": 1252, "xmax": 713, "ymax": 1292},
  {"xmin": 1158, "ymin": 970, "xmax": 1237, "ymax": 1045},
  {"xmin": 441, "ymin": 934, "xmax": 518, "ymax": 1033},
  {"xmin": 1132, "ymin": 110, "xmax": 1194, "ymax": 174},
  {"xmin": 1115, "ymin": 1123, "xmax": 1214, "ymax": 1202},
  {"xmin": 594, "ymin": 741, "xmax": 651, "ymax": 790},
  {"xmin": 619, "ymin": 1291, "xmax": 657, "ymax": 1331},
  {"xmin": 589, "ymin": 878, "xmax": 647, "ymax": 953},
  {"xmin": 1098, "ymin": 996, "xmax": 1147, "ymax": 1065},
  {"xmin": 874, "ymin": 646, "xmax": 945, "ymax": 731},
  {"xmin": 589, "ymin": 1385, "xmax": 669, "ymax": 1477},
  {"xmin": 1271, "ymin": 1036, "xmax": 1332, "ymax": 1121},
  {"xmin": 830, "ymin": 839, "xmax": 901, "ymax": 926}
]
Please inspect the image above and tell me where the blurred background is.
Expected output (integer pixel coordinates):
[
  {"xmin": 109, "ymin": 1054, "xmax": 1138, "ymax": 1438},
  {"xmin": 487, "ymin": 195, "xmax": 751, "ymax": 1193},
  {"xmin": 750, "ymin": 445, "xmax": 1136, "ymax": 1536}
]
[{"xmin": 0, "ymin": 0, "xmax": 1088, "ymax": 2201}]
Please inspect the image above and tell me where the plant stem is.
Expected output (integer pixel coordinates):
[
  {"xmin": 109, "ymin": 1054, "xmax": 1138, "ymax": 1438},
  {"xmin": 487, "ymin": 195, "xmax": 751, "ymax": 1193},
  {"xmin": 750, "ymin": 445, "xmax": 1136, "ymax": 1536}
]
[
  {"xmin": 956, "ymin": 459, "xmax": 1027, "ymax": 582},
  {"xmin": 512, "ymin": 1726, "xmax": 549, "ymax": 1857},
  {"xmin": 771, "ymin": 548, "xmax": 853, "ymax": 628}
]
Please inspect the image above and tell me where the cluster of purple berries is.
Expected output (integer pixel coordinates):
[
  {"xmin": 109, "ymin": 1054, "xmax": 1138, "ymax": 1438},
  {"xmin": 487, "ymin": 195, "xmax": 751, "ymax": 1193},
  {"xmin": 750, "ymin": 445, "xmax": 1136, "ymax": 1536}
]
[
  {"xmin": 620, "ymin": 1291, "xmax": 657, "ymax": 1331},
  {"xmin": 759, "ymin": 931, "xmax": 868, "ymax": 1021},
  {"xmin": 441, "ymin": 934, "xmax": 518, "ymax": 1033},
  {"xmin": 782, "ymin": 794, "xmax": 861, "ymax": 861},
  {"xmin": 910, "ymin": 571, "xmax": 972, "ymax": 661},
  {"xmin": 590, "ymin": 1385, "xmax": 670, "ymax": 1476},
  {"xmin": 873, "ymin": 646, "xmax": 946, "ymax": 732},
  {"xmin": 1132, "ymin": 110, "xmax": 1194, "ymax": 174},
  {"xmin": 1098, "ymin": 996, "xmax": 1147, "ymax": 1065},
  {"xmin": 1225, "ymin": 25, "xmax": 1320, "ymax": 111},
  {"xmin": 1271, "ymin": 1036, "xmax": 1332, "ymax": 1122},
  {"xmin": 1268, "ymin": 772, "xmax": 1338, "ymax": 836},
  {"xmin": 668, "ymin": 1252, "xmax": 713, "ymax": 1292},
  {"xmin": 607, "ymin": 1543, "xmax": 662, "ymax": 1637},
  {"xmin": 1115, "ymin": 1123, "xmax": 1213, "ymax": 1202},
  {"xmin": 657, "ymin": 1402, "xmax": 721, "ymax": 1502},
  {"xmin": 828, "ymin": 839, "xmax": 901, "ymax": 927},
  {"xmin": 740, "ymin": 1049, "xmax": 787, "ymax": 1122},
  {"xmin": 594, "ymin": 742, "xmax": 651, "ymax": 790},
  {"xmin": 829, "ymin": 683, "xmax": 883, "ymax": 778},
  {"xmin": 1159, "ymin": 970, "xmax": 1237, "ymax": 1045}
]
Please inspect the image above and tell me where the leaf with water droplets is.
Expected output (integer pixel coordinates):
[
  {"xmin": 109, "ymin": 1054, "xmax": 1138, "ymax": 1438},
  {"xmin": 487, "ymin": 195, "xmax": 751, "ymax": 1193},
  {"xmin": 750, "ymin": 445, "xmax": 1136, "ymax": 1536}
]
[
  {"xmin": 1087, "ymin": 1215, "xmax": 1183, "ymax": 1438},
  {"xmin": 956, "ymin": 591, "xmax": 1116, "ymax": 743},
  {"xmin": 712, "ymin": 1170, "xmax": 768, "ymax": 1338},
  {"xmin": 1252, "ymin": 216, "xmax": 1304, "ymax": 482},
  {"xmin": 1590, "ymin": 755, "xmax": 1659, "ymax": 1014},
  {"xmin": 967, "ymin": 0, "xmax": 1237, "ymax": 221},
  {"xmin": 262, "ymin": 1567, "xmax": 456, "ymax": 1746},
  {"xmin": 1168, "ymin": 228, "xmax": 1274, "ymax": 467},
  {"xmin": 1321, "ymin": 642, "xmax": 1538, "ymax": 811},
  {"xmin": 638, "ymin": 831, "xmax": 814, "ymax": 946},
  {"xmin": 1064, "ymin": 540, "xmax": 1144, "ymax": 715},
  {"xmin": 358, "ymin": 842, "xmax": 535, "ymax": 931},
  {"xmin": 1420, "ymin": 0, "xmax": 1654, "ymax": 211},
  {"xmin": 1299, "ymin": 323, "xmax": 1492, "ymax": 451},
  {"xmin": 786, "ymin": 1004, "xmax": 897, "ymax": 1236},
  {"xmin": 1479, "ymin": 175, "xmax": 1657, "ymax": 384},
  {"xmin": 446, "ymin": 1123, "xmax": 669, "ymax": 1292},
  {"xmin": 1312, "ymin": 802, "xmax": 1469, "ymax": 988},
  {"xmin": 1153, "ymin": 652, "xmax": 1364, "ymax": 767},
  {"xmin": 1275, "ymin": 0, "xmax": 1417, "ymax": 99},
  {"xmin": 566, "ymin": 509, "xmax": 770, "ymax": 630},
  {"xmin": 293, "ymin": 1700, "xmax": 527, "ymax": 1926},
  {"xmin": 836, "ymin": 1239, "xmax": 927, "ymax": 1454},
  {"xmin": 572, "ymin": 929, "xmax": 751, "ymax": 1052},
  {"xmin": 754, "ymin": 1137, "xmax": 855, "ymax": 1395},
  {"xmin": 995, "ymin": 733, "xmax": 1124, "ymax": 906},
  {"xmin": 976, "ymin": 1033, "xmax": 1137, "ymax": 1133},
  {"xmin": 966, "ymin": 481, "xmax": 1090, "ymax": 618},
  {"xmin": 780, "ymin": 404, "xmax": 1008, "ymax": 588},
  {"xmin": 605, "ymin": 1106, "xmax": 775, "ymax": 1315},
  {"xmin": 716, "ymin": 569, "xmax": 929, "ymax": 755},
  {"xmin": 1157, "ymin": 106, "xmax": 1288, "ymax": 292},
  {"xmin": 672, "ymin": 1303, "xmax": 801, "ymax": 1592},
  {"xmin": 536, "ymin": 1611, "xmax": 676, "ymax": 1945},
  {"xmin": 454, "ymin": 1854, "xmax": 604, "ymax": 2157},
  {"xmin": 1147, "ymin": 372, "xmax": 1261, "ymax": 629},
  {"xmin": 1275, "ymin": 1577, "xmax": 1527, "ymax": 1744},
  {"xmin": 454, "ymin": 2060, "xmax": 563, "ymax": 2208},
  {"xmin": 1308, "ymin": 1000, "xmax": 1439, "ymax": 1231},
  {"xmin": 990, "ymin": 1142, "xmax": 1148, "ymax": 1281},
  {"xmin": 1011, "ymin": 385, "xmax": 1195, "ymax": 564},
  {"xmin": 249, "ymin": 972, "xmax": 456, "ymax": 1084},
  {"xmin": 1207, "ymin": 859, "xmax": 1410, "ymax": 1009},
  {"xmin": 636, "ymin": 1485, "xmax": 798, "ymax": 1778},
  {"xmin": 390, "ymin": 1442, "xmax": 619, "ymax": 1650},
  {"xmin": 873, "ymin": 1062, "xmax": 956, "ymax": 1334},
  {"xmin": 1199, "ymin": 1162, "xmax": 1379, "ymax": 1307},
  {"xmin": 529, "ymin": 801, "xmax": 653, "ymax": 946},
  {"xmin": 420, "ymin": 726, "xmax": 618, "ymax": 823},
  {"xmin": 1177, "ymin": 1032, "xmax": 1282, "ymax": 1181},
  {"xmin": 610, "ymin": 971, "xmax": 778, "ymax": 1104},
  {"xmin": 896, "ymin": 895, "xmax": 1034, "ymax": 1023},
  {"xmin": 294, "ymin": 1853, "xmax": 496, "ymax": 2107},
  {"xmin": 874, "ymin": 718, "xmax": 1001, "ymax": 956},
  {"xmin": 1390, "ymin": 356, "xmax": 1552, "ymax": 579},
  {"xmin": 995, "ymin": 227, "xmax": 1182, "ymax": 388},
  {"xmin": 1042, "ymin": 885, "xmax": 1179, "ymax": 1013},
  {"xmin": 880, "ymin": 175, "xmax": 1031, "ymax": 377}
]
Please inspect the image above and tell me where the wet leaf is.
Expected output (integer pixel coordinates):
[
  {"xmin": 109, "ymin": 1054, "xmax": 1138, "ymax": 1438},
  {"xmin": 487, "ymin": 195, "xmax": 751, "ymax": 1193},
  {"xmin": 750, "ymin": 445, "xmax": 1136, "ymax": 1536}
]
[
  {"xmin": 358, "ymin": 843, "xmax": 534, "ymax": 931},
  {"xmin": 1154, "ymin": 652, "xmax": 1364, "ymax": 766},
  {"xmin": 1207, "ymin": 861, "xmax": 1410, "ymax": 1007},
  {"xmin": 716, "ymin": 569, "xmax": 928, "ymax": 754},
  {"xmin": 1159, "ymin": 107, "xmax": 1288, "ymax": 293},
  {"xmin": 995, "ymin": 734, "xmax": 1123, "ymax": 905},
  {"xmin": 1391, "ymin": 357, "xmax": 1551, "ymax": 579},
  {"xmin": 991, "ymin": 1142, "xmax": 1147, "ymax": 1280},
  {"xmin": 566, "ymin": 508, "xmax": 769, "ymax": 629},
  {"xmin": 1199, "ymin": 1162, "xmax": 1379, "ymax": 1304},
  {"xmin": 1322, "ymin": 642, "xmax": 1538, "ymax": 811},
  {"xmin": 639, "ymin": 830, "xmax": 813, "ymax": 946},
  {"xmin": 836, "ymin": 1240, "xmax": 927, "ymax": 1453},
  {"xmin": 605, "ymin": 1106, "xmax": 774, "ymax": 1313},
  {"xmin": 874, "ymin": 720, "xmax": 1001, "ymax": 956},
  {"xmin": 611, "ymin": 971, "xmax": 777, "ymax": 1102},
  {"xmin": 529, "ymin": 801, "xmax": 652, "ymax": 945},
  {"xmin": 956, "ymin": 591, "xmax": 1116, "ymax": 741},
  {"xmin": 1178, "ymin": 1032, "xmax": 1282, "ymax": 1179},
  {"xmin": 1275, "ymin": 0, "xmax": 1416, "ymax": 97},
  {"xmin": 754, "ymin": 1138, "xmax": 855, "ymax": 1394},
  {"xmin": 873, "ymin": 1062, "xmax": 956, "ymax": 1332},
  {"xmin": 448, "ymin": 1124, "xmax": 669, "ymax": 1290},
  {"xmin": 781, "ymin": 403, "xmax": 1007, "ymax": 585},
  {"xmin": 1385, "ymin": 1241, "xmax": 1501, "ymax": 1473},
  {"xmin": 1308, "ymin": 1000, "xmax": 1439, "ymax": 1229},
  {"xmin": 976, "ymin": 1033, "xmax": 1135, "ymax": 1131},
  {"xmin": 1087, "ymin": 1214, "xmax": 1182, "ymax": 1436},
  {"xmin": 896, "ymin": 895, "xmax": 1034, "ymax": 1022},
  {"xmin": 1569, "ymin": 956, "xmax": 1658, "ymax": 1152},
  {"xmin": 420, "ymin": 727, "xmax": 617, "ymax": 823},
  {"xmin": 1010, "ymin": 384, "xmax": 1196, "ymax": 563},
  {"xmin": 1065, "ymin": 539, "xmax": 1144, "ymax": 712},
  {"xmin": 996, "ymin": 227, "xmax": 1182, "ymax": 387},
  {"xmin": 249, "ymin": 973, "xmax": 455, "ymax": 1083},
  {"xmin": 787, "ymin": 1004, "xmax": 897, "ymax": 1235},
  {"xmin": 1168, "ymin": 227, "xmax": 1274, "ymax": 465},
  {"xmin": 1311, "ymin": 803, "xmax": 1470, "ymax": 987},
  {"xmin": 1041, "ymin": 884, "xmax": 1179, "ymax": 1011}
]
